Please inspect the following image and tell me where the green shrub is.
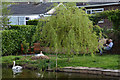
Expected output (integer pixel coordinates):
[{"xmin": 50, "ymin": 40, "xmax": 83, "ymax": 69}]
[
  {"xmin": 2, "ymin": 25, "xmax": 37, "ymax": 55},
  {"xmin": 26, "ymin": 19, "xmax": 46, "ymax": 26},
  {"xmin": 22, "ymin": 40, "xmax": 29, "ymax": 53},
  {"xmin": 2, "ymin": 30, "xmax": 21, "ymax": 55},
  {"xmin": 9, "ymin": 25, "xmax": 36, "ymax": 44},
  {"xmin": 26, "ymin": 19, "xmax": 38, "ymax": 25}
]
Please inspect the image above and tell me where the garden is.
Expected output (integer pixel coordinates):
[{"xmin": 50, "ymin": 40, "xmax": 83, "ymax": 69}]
[
  {"xmin": 1, "ymin": 54, "xmax": 120, "ymax": 70},
  {"xmin": 1, "ymin": 2, "xmax": 120, "ymax": 78}
]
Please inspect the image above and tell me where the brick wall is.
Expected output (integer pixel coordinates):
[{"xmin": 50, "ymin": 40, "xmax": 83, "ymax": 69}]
[
  {"xmin": 100, "ymin": 5, "xmax": 120, "ymax": 54},
  {"xmin": 104, "ymin": 5, "xmax": 120, "ymax": 11},
  {"xmin": 98, "ymin": 19, "xmax": 113, "ymax": 28},
  {"xmin": 98, "ymin": 5, "xmax": 120, "ymax": 29}
]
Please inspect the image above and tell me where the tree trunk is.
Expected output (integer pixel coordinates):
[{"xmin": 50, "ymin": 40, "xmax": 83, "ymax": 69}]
[
  {"xmin": 67, "ymin": 56, "xmax": 70, "ymax": 62},
  {"xmin": 56, "ymin": 51, "xmax": 58, "ymax": 71}
]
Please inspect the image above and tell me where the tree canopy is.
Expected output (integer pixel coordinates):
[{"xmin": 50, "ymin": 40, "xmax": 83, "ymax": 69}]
[
  {"xmin": 35, "ymin": 3, "xmax": 102, "ymax": 57},
  {"xmin": 0, "ymin": 2, "xmax": 12, "ymax": 29}
]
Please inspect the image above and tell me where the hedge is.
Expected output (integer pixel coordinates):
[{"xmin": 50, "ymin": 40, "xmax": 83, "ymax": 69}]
[
  {"xmin": 2, "ymin": 30, "xmax": 20, "ymax": 55},
  {"xmin": 26, "ymin": 19, "xmax": 46, "ymax": 26},
  {"xmin": 26, "ymin": 19, "xmax": 38, "ymax": 25},
  {"xmin": 2, "ymin": 25, "xmax": 36, "ymax": 55},
  {"xmin": 9, "ymin": 25, "xmax": 36, "ymax": 44}
]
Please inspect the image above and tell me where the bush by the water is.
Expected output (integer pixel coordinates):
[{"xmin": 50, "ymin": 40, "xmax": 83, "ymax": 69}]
[{"xmin": 1, "ymin": 54, "xmax": 119, "ymax": 70}]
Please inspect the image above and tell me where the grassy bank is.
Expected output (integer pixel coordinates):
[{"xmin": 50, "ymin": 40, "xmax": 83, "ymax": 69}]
[{"xmin": 1, "ymin": 54, "xmax": 120, "ymax": 70}]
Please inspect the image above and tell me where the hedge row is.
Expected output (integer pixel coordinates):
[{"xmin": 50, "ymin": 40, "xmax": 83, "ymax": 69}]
[
  {"xmin": 26, "ymin": 19, "xmax": 46, "ymax": 26},
  {"xmin": 2, "ymin": 25, "xmax": 36, "ymax": 55},
  {"xmin": 26, "ymin": 19, "xmax": 38, "ymax": 25},
  {"xmin": 9, "ymin": 25, "xmax": 36, "ymax": 44},
  {"xmin": 2, "ymin": 30, "xmax": 20, "ymax": 55}
]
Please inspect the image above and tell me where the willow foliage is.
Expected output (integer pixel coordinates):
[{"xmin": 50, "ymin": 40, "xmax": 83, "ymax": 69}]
[
  {"xmin": 1, "ymin": 2, "xmax": 11, "ymax": 29},
  {"xmin": 37, "ymin": 3, "xmax": 102, "ymax": 55}
]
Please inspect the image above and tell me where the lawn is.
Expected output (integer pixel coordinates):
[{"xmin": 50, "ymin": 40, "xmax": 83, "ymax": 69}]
[
  {"xmin": 54, "ymin": 54, "xmax": 120, "ymax": 69},
  {"xmin": 1, "ymin": 53, "xmax": 120, "ymax": 70}
]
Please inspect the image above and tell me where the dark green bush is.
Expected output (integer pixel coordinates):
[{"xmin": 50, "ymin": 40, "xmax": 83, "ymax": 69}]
[
  {"xmin": 22, "ymin": 40, "xmax": 29, "ymax": 53},
  {"xmin": 2, "ymin": 30, "xmax": 21, "ymax": 55},
  {"xmin": 9, "ymin": 25, "xmax": 36, "ymax": 44},
  {"xmin": 26, "ymin": 19, "xmax": 46, "ymax": 27},
  {"xmin": 2, "ymin": 25, "xmax": 37, "ymax": 55},
  {"xmin": 26, "ymin": 19, "xmax": 38, "ymax": 25}
]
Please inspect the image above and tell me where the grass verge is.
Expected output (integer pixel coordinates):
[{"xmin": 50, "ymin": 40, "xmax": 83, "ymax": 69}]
[{"xmin": 1, "ymin": 53, "xmax": 120, "ymax": 70}]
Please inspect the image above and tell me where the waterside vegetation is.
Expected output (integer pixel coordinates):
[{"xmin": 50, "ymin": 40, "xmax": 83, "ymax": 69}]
[{"xmin": 1, "ymin": 54, "xmax": 120, "ymax": 70}]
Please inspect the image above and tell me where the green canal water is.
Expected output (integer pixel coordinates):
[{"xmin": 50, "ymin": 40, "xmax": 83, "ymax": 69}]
[
  {"xmin": 2, "ymin": 68, "xmax": 119, "ymax": 80},
  {"xmin": 1, "ymin": 63, "xmax": 119, "ymax": 80}
]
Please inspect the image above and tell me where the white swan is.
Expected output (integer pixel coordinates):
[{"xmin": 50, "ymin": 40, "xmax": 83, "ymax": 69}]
[
  {"xmin": 36, "ymin": 51, "xmax": 45, "ymax": 56},
  {"xmin": 12, "ymin": 61, "xmax": 22, "ymax": 70}
]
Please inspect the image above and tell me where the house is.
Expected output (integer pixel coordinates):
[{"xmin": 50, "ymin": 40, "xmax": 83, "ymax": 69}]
[
  {"xmin": 8, "ymin": 1, "xmax": 120, "ymax": 27},
  {"xmin": 76, "ymin": 1, "xmax": 120, "ymax": 28},
  {"xmin": 8, "ymin": 2, "xmax": 57, "ymax": 25},
  {"xmin": 89, "ymin": 0, "xmax": 120, "ymax": 2}
]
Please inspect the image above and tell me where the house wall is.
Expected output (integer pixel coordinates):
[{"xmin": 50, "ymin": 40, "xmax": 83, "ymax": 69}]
[
  {"xmin": 104, "ymin": 5, "xmax": 120, "ymax": 10},
  {"xmin": 9, "ymin": 15, "xmax": 40, "ymax": 25},
  {"xmin": 98, "ymin": 5, "xmax": 120, "ymax": 29},
  {"xmin": 9, "ymin": 14, "xmax": 51, "ymax": 25},
  {"xmin": 9, "ymin": 16, "xmax": 26, "ymax": 25},
  {"xmin": 85, "ymin": 4, "xmax": 120, "ymax": 29},
  {"xmin": 98, "ymin": 19, "xmax": 113, "ymax": 29},
  {"xmin": 86, "ymin": 5, "xmax": 120, "ymax": 54}
]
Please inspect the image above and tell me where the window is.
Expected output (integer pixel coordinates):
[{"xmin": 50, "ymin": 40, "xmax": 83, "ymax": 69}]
[
  {"xmin": 26, "ymin": 17, "xmax": 29, "ymax": 20},
  {"xmin": 86, "ymin": 8, "xmax": 104, "ymax": 14},
  {"xmin": 19, "ymin": 17, "xmax": 25, "ymax": 25},
  {"xmin": 26, "ymin": 17, "xmax": 30, "ymax": 25},
  {"xmin": 9, "ymin": 17, "xmax": 18, "ymax": 25},
  {"xmin": 86, "ymin": 8, "xmax": 104, "ymax": 23},
  {"xmin": 9, "ymin": 16, "xmax": 25, "ymax": 25}
]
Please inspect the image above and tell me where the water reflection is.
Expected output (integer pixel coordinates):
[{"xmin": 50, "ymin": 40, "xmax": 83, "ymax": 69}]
[
  {"xmin": 12, "ymin": 69, "xmax": 22, "ymax": 78},
  {"xmin": 12, "ymin": 69, "xmax": 22, "ymax": 75},
  {"xmin": 36, "ymin": 72, "xmax": 44, "ymax": 78},
  {"xmin": 2, "ymin": 68, "xmax": 119, "ymax": 79}
]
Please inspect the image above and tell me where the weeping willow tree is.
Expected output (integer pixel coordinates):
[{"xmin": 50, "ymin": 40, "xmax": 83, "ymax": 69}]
[
  {"xmin": 0, "ymin": 1, "xmax": 1, "ymax": 29},
  {"xmin": 0, "ymin": 2, "xmax": 12, "ymax": 29},
  {"xmin": 35, "ymin": 3, "xmax": 102, "ymax": 68}
]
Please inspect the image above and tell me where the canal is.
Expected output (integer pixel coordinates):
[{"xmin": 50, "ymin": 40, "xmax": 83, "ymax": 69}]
[{"xmin": 2, "ymin": 68, "xmax": 119, "ymax": 80}]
